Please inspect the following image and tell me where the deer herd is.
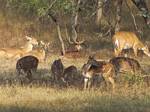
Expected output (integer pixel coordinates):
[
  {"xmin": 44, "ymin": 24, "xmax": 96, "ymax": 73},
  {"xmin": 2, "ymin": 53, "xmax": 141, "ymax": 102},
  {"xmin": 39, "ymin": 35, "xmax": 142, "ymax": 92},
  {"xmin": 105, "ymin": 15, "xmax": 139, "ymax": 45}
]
[{"xmin": 0, "ymin": 31, "xmax": 150, "ymax": 90}]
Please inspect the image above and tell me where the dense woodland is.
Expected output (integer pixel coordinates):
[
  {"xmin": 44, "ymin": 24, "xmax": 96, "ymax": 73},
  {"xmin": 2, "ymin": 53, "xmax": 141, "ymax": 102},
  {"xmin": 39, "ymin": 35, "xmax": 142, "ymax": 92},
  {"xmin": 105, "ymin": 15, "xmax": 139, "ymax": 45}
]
[
  {"xmin": 0, "ymin": 0, "xmax": 150, "ymax": 55},
  {"xmin": 0, "ymin": 0, "xmax": 149, "ymax": 53}
]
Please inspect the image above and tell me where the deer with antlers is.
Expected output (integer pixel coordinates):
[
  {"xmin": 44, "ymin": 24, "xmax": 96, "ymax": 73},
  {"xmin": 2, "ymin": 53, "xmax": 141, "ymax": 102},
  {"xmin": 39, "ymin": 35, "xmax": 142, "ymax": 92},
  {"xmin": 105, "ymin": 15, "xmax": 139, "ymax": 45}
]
[{"xmin": 60, "ymin": 25, "xmax": 85, "ymax": 59}]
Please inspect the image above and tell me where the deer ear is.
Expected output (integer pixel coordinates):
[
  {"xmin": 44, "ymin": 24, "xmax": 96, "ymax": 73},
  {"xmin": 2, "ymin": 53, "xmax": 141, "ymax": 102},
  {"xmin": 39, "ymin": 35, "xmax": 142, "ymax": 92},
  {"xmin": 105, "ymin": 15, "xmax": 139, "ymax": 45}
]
[
  {"xmin": 89, "ymin": 55, "xmax": 95, "ymax": 60},
  {"xmin": 40, "ymin": 41, "xmax": 45, "ymax": 46},
  {"xmin": 25, "ymin": 36, "xmax": 32, "ymax": 41}
]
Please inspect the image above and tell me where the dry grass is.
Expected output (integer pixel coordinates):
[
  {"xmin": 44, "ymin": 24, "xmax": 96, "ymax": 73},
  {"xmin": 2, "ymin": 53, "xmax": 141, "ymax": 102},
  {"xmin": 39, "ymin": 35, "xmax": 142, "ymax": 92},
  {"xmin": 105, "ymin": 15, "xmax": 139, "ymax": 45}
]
[
  {"xmin": 0, "ymin": 86, "xmax": 150, "ymax": 112},
  {"xmin": 0, "ymin": 54, "xmax": 150, "ymax": 112}
]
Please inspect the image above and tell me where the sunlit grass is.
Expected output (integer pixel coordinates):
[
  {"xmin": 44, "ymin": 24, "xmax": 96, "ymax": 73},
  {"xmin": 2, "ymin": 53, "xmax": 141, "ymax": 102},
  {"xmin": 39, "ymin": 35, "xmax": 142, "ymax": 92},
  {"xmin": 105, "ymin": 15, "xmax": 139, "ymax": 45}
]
[{"xmin": 0, "ymin": 86, "xmax": 150, "ymax": 112}]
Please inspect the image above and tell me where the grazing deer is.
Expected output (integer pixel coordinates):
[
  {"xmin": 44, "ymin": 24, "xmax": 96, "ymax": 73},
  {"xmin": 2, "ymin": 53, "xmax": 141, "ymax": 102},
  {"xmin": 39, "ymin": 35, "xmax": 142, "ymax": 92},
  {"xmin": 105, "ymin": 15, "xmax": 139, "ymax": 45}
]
[
  {"xmin": 109, "ymin": 57, "xmax": 142, "ymax": 75},
  {"xmin": 22, "ymin": 41, "xmax": 50, "ymax": 62},
  {"xmin": 63, "ymin": 65, "xmax": 78, "ymax": 86},
  {"xmin": 16, "ymin": 55, "xmax": 39, "ymax": 82},
  {"xmin": 51, "ymin": 59, "xmax": 64, "ymax": 83},
  {"xmin": 112, "ymin": 31, "xmax": 150, "ymax": 57},
  {"xmin": 82, "ymin": 56, "xmax": 116, "ymax": 90},
  {"xmin": 0, "ymin": 36, "xmax": 38, "ymax": 59}
]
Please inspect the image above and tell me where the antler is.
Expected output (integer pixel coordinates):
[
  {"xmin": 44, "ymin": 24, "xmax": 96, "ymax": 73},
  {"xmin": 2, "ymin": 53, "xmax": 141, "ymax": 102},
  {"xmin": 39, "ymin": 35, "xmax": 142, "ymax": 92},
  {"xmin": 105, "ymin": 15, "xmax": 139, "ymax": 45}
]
[
  {"xmin": 71, "ymin": 25, "xmax": 84, "ymax": 45},
  {"xmin": 65, "ymin": 27, "xmax": 74, "ymax": 44},
  {"xmin": 65, "ymin": 25, "xmax": 84, "ymax": 45}
]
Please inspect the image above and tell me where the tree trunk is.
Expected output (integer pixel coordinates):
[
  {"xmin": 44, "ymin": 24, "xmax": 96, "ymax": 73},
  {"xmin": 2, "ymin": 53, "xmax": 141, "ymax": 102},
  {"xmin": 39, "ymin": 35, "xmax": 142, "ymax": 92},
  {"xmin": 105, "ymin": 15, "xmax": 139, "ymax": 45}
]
[
  {"xmin": 71, "ymin": 0, "xmax": 81, "ymax": 40},
  {"xmin": 48, "ymin": 13, "xmax": 65, "ymax": 55},
  {"xmin": 56, "ymin": 24, "xmax": 65, "ymax": 55},
  {"xmin": 96, "ymin": 0, "xmax": 103, "ymax": 26}
]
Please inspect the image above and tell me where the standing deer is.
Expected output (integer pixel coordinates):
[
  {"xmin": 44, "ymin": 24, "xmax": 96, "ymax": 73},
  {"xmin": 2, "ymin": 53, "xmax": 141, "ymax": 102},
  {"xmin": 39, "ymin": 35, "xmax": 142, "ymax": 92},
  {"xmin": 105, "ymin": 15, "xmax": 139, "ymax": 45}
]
[
  {"xmin": 82, "ymin": 56, "xmax": 116, "ymax": 90},
  {"xmin": 112, "ymin": 31, "xmax": 150, "ymax": 57},
  {"xmin": 0, "ymin": 36, "xmax": 38, "ymax": 59},
  {"xmin": 109, "ymin": 56, "xmax": 142, "ymax": 74}
]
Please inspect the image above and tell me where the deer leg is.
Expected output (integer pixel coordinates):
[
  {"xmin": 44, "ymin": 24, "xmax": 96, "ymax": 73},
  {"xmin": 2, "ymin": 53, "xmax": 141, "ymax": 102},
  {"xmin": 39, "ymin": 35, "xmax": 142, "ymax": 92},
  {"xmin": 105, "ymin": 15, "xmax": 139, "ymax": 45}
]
[
  {"xmin": 84, "ymin": 78, "xmax": 89, "ymax": 90},
  {"xmin": 114, "ymin": 48, "xmax": 121, "ymax": 57},
  {"xmin": 26, "ymin": 70, "xmax": 32, "ymax": 83},
  {"xmin": 87, "ymin": 78, "xmax": 92, "ymax": 90},
  {"xmin": 108, "ymin": 77, "xmax": 116, "ymax": 90},
  {"xmin": 133, "ymin": 47, "xmax": 138, "ymax": 57}
]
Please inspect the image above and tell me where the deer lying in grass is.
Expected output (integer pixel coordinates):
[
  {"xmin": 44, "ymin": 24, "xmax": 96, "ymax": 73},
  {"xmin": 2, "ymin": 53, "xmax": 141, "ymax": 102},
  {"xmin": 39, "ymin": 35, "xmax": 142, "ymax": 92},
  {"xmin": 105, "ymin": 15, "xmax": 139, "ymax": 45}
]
[
  {"xmin": 60, "ymin": 26, "xmax": 85, "ymax": 59},
  {"xmin": 51, "ymin": 59, "xmax": 64, "ymax": 83},
  {"xmin": 0, "ymin": 36, "xmax": 38, "ymax": 59},
  {"xmin": 63, "ymin": 65, "xmax": 78, "ymax": 86},
  {"xmin": 16, "ymin": 55, "xmax": 39, "ymax": 82},
  {"xmin": 51, "ymin": 59, "xmax": 79, "ymax": 86},
  {"xmin": 109, "ymin": 57, "xmax": 142, "ymax": 75},
  {"xmin": 82, "ymin": 56, "xmax": 116, "ymax": 90},
  {"xmin": 112, "ymin": 31, "xmax": 150, "ymax": 57}
]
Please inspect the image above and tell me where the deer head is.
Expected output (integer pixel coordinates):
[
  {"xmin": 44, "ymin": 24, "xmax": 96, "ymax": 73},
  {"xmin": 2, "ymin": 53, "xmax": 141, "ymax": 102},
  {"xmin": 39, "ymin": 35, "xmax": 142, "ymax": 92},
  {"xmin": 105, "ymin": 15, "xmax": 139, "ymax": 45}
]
[
  {"xmin": 25, "ymin": 36, "xmax": 38, "ymax": 46},
  {"xmin": 65, "ymin": 25, "xmax": 84, "ymax": 51},
  {"xmin": 142, "ymin": 45, "xmax": 150, "ymax": 57}
]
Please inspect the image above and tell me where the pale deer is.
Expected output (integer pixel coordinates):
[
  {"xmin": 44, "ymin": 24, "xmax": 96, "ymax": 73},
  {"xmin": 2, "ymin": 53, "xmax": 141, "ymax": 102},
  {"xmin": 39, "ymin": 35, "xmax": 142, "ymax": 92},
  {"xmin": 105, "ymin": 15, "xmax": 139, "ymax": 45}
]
[
  {"xmin": 82, "ymin": 56, "xmax": 116, "ymax": 90},
  {"xmin": 0, "ymin": 36, "xmax": 38, "ymax": 59},
  {"xmin": 22, "ymin": 41, "xmax": 49, "ymax": 62},
  {"xmin": 112, "ymin": 31, "xmax": 150, "ymax": 57}
]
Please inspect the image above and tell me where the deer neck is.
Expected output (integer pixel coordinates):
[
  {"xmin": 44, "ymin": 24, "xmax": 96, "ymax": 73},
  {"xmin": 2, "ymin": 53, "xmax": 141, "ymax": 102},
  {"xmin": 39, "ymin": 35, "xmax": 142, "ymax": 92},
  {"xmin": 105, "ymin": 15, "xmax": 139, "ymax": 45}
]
[
  {"xmin": 22, "ymin": 42, "xmax": 33, "ymax": 53},
  {"xmin": 137, "ymin": 42, "xmax": 145, "ymax": 50},
  {"xmin": 143, "ymin": 51, "xmax": 150, "ymax": 57}
]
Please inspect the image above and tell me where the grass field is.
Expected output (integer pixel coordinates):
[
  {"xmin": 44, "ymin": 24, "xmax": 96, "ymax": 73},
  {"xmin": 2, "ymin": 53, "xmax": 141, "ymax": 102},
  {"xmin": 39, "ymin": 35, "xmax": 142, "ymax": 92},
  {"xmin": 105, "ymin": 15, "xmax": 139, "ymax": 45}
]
[
  {"xmin": 0, "ymin": 86, "xmax": 150, "ymax": 112},
  {"xmin": 0, "ymin": 54, "xmax": 150, "ymax": 112}
]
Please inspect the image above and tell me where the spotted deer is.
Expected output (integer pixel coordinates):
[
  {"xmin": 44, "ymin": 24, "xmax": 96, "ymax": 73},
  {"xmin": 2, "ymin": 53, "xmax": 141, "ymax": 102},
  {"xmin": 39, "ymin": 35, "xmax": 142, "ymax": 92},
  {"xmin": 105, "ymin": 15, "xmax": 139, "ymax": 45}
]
[
  {"xmin": 109, "ymin": 57, "xmax": 142, "ymax": 75},
  {"xmin": 0, "ymin": 36, "xmax": 38, "ymax": 59},
  {"xmin": 82, "ymin": 56, "xmax": 116, "ymax": 90},
  {"xmin": 60, "ymin": 26, "xmax": 85, "ymax": 59},
  {"xmin": 112, "ymin": 31, "xmax": 150, "ymax": 57}
]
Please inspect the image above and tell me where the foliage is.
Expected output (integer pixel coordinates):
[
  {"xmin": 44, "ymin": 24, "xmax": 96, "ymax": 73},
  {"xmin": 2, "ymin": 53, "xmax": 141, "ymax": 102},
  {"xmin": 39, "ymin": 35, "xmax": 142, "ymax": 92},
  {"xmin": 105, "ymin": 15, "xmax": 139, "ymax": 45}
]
[{"xmin": 0, "ymin": 0, "xmax": 75, "ymax": 18}]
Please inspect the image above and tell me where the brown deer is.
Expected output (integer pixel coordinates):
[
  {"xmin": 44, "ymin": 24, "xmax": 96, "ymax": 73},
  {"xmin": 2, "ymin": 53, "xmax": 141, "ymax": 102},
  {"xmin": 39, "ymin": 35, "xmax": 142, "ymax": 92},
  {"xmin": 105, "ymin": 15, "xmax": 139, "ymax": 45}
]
[
  {"xmin": 0, "ymin": 36, "xmax": 38, "ymax": 59},
  {"xmin": 60, "ymin": 26, "xmax": 85, "ymax": 58},
  {"xmin": 16, "ymin": 55, "xmax": 39, "ymax": 82},
  {"xmin": 112, "ymin": 31, "xmax": 150, "ymax": 57},
  {"xmin": 82, "ymin": 56, "xmax": 116, "ymax": 90},
  {"xmin": 109, "ymin": 57, "xmax": 142, "ymax": 75},
  {"xmin": 51, "ymin": 59, "xmax": 64, "ymax": 83},
  {"xmin": 63, "ymin": 65, "xmax": 78, "ymax": 86}
]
